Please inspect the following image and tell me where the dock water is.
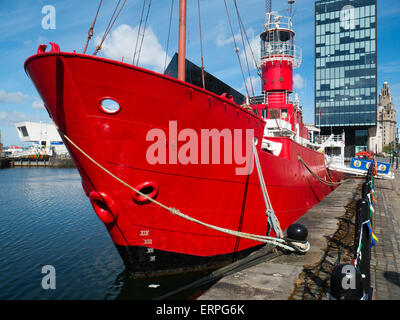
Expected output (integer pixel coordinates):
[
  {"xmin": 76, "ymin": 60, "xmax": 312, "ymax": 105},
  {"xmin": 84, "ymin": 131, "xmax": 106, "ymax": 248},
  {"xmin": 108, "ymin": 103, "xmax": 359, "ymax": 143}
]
[{"xmin": 199, "ymin": 169, "xmax": 400, "ymax": 300}]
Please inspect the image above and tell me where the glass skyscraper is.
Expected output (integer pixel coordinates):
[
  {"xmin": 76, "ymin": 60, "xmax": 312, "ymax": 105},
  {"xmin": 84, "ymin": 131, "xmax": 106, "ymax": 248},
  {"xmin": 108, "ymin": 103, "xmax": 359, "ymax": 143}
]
[{"xmin": 315, "ymin": 0, "xmax": 377, "ymax": 155}]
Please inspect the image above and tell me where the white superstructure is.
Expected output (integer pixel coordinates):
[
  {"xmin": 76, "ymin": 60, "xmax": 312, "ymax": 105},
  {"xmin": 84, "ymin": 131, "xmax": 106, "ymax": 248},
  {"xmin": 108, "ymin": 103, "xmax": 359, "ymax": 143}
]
[{"xmin": 15, "ymin": 121, "xmax": 69, "ymax": 156}]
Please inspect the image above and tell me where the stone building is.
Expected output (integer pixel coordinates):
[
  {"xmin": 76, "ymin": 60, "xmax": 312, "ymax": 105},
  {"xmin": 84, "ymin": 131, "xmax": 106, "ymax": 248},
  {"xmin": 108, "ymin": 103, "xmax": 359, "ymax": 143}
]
[{"xmin": 368, "ymin": 81, "xmax": 397, "ymax": 153}]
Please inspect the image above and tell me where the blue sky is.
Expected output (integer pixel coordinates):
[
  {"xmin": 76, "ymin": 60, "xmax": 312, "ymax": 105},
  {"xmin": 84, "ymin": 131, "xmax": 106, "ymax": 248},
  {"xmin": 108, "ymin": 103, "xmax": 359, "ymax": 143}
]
[{"xmin": 0, "ymin": 0, "xmax": 399, "ymax": 147}]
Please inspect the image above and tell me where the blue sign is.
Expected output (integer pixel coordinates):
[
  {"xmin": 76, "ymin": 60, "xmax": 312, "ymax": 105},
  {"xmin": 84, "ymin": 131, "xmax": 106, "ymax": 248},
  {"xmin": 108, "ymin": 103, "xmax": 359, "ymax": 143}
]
[
  {"xmin": 50, "ymin": 141, "xmax": 64, "ymax": 145},
  {"xmin": 350, "ymin": 158, "xmax": 391, "ymax": 174}
]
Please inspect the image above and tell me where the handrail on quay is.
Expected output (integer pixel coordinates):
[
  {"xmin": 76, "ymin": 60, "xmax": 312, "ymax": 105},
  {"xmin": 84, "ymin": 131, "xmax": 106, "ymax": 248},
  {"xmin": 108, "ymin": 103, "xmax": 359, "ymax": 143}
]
[{"xmin": 330, "ymin": 165, "xmax": 375, "ymax": 300}]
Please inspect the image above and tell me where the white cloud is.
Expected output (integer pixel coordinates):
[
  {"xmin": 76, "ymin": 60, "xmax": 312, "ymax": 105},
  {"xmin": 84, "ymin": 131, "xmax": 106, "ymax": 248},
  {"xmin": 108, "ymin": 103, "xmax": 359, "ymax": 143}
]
[
  {"xmin": 96, "ymin": 24, "xmax": 170, "ymax": 73},
  {"xmin": 293, "ymin": 74, "xmax": 305, "ymax": 89},
  {"xmin": 32, "ymin": 99, "xmax": 45, "ymax": 110},
  {"xmin": 0, "ymin": 111, "xmax": 40, "ymax": 126},
  {"xmin": 217, "ymin": 27, "xmax": 261, "ymax": 71},
  {"xmin": 0, "ymin": 90, "xmax": 28, "ymax": 104},
  {"xmin": 379, "ymin": 62, "xmax": 400, "ymax": 74},
  {"xmin": 236, "ymin": 75, "xmax": 261, "ymax": 97},
  {"xmin": 240, "ymin": 30, "xmax": 261, "ymax": 71},
  {"xmin": 216, "ymin": 33, "xmax": 235, "ymax": 47}
]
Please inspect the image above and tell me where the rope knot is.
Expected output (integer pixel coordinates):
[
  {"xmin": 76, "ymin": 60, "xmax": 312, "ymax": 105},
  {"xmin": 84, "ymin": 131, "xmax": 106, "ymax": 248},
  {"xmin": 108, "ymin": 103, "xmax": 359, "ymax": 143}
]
[
  {"xmin": 170, "ymin": 208, "xmax": 181, "ymax": 216},
  {"xmin": 88, "ymin": 27, "xmax": 94, "ymax": 37}
]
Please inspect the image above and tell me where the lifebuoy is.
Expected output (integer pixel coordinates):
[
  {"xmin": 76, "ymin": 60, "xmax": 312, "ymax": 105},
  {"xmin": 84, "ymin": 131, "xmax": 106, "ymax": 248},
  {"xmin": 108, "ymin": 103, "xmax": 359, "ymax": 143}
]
[
  {"xmin": 89, "ymin": 191, "xmax": 118, "ymax": 224},
  {"xmin": 131, "ymin": 181, "xmax": 159, "ymax": 204}
]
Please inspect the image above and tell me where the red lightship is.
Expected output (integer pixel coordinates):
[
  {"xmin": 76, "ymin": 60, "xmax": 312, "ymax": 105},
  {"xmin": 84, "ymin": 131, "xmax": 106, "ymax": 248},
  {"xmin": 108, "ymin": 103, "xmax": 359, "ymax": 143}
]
[{"xmin": 25, "ymin": 1, "xmax": 342, "ymax": 277}]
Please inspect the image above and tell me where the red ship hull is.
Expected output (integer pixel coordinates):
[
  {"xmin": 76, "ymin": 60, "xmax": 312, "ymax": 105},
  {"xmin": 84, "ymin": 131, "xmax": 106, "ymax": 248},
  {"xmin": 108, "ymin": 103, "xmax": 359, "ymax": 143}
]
[{"xmin": 25, "ymin": 51, "xmax": 342, "ymax": 277}]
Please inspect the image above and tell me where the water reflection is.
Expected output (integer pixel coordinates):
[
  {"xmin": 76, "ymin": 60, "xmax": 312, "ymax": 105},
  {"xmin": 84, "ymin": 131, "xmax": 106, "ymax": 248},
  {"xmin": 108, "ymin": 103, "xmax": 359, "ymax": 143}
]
[
  {"xmin": 107, "ymin": 269, "xmax": 218, "ymax": 300},
  {"xmin": 0, "ymin": 168, "xmax": 215, "ymax": 300}
]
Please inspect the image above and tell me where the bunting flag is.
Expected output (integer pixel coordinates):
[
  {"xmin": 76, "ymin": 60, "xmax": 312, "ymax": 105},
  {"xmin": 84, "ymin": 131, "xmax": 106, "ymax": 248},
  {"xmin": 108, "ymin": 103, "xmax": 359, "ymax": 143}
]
[
  {"xmin": 369, "ymin": 181, "xmax": 376, "ymax": 202},
  {"xmin": 367, "ymin": 193, "xmax": 375, "ymax": 214},
  {"xmin": 366, "ymin": 220, "xmax": 378, "ymax": 247}
]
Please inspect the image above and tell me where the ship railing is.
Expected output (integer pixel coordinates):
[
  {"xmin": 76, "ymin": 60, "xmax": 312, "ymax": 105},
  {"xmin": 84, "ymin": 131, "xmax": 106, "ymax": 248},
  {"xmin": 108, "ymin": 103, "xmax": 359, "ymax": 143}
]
[
  {"xmin": 261, "ymin": 43, "xmax": 302, "ymax": 69},
  {"xmin": 52, "ymin": 152, "xmax": 72, "ymax": 159},
  {"xmin": 250, "ymin": 92, "xmax": 296, "ymax": 107},
  {"xmin": 250, "ymin": 95, "xmax": 266, "ymax": 105},
  {"xmin": 318, "ymin": 133, "xmax": 345, "ymax": 144},
  {"xmin": 266, "ymin": 91, "xmax": 295, "ymax": 106},
  {"xmin": 264, "ymin": 13, "xmax": 292, "ymax": 31}
]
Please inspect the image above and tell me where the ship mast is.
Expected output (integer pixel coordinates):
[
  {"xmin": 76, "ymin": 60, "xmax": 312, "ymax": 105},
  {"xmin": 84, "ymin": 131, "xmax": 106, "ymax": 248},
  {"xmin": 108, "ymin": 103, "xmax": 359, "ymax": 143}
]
[{"xmin": 178, "ymin": 0, "xmax": 187, "ymax": 81}]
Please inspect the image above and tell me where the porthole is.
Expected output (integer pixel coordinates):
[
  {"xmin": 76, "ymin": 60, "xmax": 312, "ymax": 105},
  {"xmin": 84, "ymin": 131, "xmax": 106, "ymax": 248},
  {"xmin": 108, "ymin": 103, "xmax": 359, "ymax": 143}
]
[{"xmin": 99, "ymin": 98, "xmax": 121, "ymax": 114}]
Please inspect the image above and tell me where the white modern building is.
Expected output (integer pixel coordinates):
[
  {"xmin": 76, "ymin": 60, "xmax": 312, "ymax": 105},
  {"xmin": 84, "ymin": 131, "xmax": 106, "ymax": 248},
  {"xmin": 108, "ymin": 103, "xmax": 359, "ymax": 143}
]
[{"xmin": 15, "ymin": 121, "xmax": 69, "ymax": 156}]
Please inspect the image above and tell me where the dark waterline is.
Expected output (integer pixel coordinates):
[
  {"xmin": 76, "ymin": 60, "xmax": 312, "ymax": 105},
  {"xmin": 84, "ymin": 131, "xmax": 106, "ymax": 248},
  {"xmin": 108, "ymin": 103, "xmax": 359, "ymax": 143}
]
[{"xmin": 0, "ymin": 168, "xmax": 212, "ymax": 300}]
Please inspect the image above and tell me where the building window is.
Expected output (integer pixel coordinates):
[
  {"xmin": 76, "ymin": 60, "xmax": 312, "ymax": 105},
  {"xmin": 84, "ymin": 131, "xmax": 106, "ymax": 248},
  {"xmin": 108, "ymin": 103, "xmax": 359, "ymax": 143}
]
[{"xmin": 18, "ymin": 126, "xmax": 29, "ymax": 137}]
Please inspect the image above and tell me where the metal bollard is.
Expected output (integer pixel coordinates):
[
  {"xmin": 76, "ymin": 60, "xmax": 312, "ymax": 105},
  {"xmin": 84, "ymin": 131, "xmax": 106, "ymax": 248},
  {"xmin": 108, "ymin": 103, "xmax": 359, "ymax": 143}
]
[{"xmin": 354, "ymin": 198, "xmax": 371, "ymax": 298}]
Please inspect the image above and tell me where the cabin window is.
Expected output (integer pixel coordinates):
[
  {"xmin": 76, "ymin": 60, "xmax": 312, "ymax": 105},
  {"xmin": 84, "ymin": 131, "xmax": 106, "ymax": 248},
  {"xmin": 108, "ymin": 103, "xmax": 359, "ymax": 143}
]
[
  {"xmin": 261, "ymin": 109, "xmax": 268, "ymax": 118},
  {"xmin": 18, "ymin": 126, "xmax": 29, "ymax": 137},
  {"xmin": 281, "ymin": 109, "xmax": 288, "ymax": 118},
  {"xmin": 279, "ymin": 31, "xmax": 292, "ymax": 42},
  {"xmin": 270, "ymin": 109, "xmax": 279, "ymax": 119}
]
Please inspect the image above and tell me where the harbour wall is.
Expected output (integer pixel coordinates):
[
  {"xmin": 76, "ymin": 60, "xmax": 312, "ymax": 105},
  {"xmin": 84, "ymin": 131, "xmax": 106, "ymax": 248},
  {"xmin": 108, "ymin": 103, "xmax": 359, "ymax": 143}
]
[{"xmin": 0, "ymin": 156, "xmax": 75, "ymax": 168}]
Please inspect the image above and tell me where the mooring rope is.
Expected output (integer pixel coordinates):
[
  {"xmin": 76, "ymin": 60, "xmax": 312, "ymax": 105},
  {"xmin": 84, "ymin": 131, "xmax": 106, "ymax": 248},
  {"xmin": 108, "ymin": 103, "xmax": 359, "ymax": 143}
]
[
  {"xmin": 252, "ymin": 141, "xmax": 283, "ymax": 238},
  {"xmin": 56, "ymin": 128, "xmax": 308, "ymax": 253},
  {"xmin": 298, "ymin": 156, "xmax": 351, "ymax": 186}
]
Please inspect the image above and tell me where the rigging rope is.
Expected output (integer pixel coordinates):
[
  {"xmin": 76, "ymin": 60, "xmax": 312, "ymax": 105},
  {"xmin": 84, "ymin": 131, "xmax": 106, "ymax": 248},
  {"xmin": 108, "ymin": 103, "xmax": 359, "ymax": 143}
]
[
  {"xmin": 135, "ymin": 0, "xmax": 152, "ymax": 66},
  {"xmin": 83, "ymin": 0, "xmax": 103, "ymax": 54},
  {"xmin": 55, "ymin": 126, "xmax": 308, "ymax": 253},
  {"xmin": 232, "ymin": 0, "xmax": 256, "ymax": 101},
  {"xmin": 132, "ymin": 0, "xmax": 147, "ymax": 64},
  {"xmin": 93, "ymin": 0, "xmax": 128, "ymax": 56},
  {"xmin": 163, "ymin": 0, "xmax": 175, "ymax": 72},
  {"xmin": 233, "ymin": 1, "xmax": 262, "ymax": 78},
  {"xmin": 197, "ymin": 0, "xmax": 206, "ymax": 89},
  {"xmin": 223, "ymin": 0, "xmax": 250, "ymax": 99}
]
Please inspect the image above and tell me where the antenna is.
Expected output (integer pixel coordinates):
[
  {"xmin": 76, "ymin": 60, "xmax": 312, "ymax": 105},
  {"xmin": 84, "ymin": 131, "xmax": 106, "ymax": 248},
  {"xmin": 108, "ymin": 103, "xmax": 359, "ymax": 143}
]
[
  {"xmin": 265, "ymin": 0, "xmax": 272, "ymax": 27},
  {"xmin": 265, "ymin": 0, "xmax": 271, "ymax": 14},
  {"xmin": 289, "ymin": 0, "xmax": 295, "ymax": 21}
]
